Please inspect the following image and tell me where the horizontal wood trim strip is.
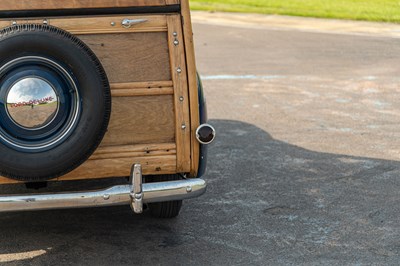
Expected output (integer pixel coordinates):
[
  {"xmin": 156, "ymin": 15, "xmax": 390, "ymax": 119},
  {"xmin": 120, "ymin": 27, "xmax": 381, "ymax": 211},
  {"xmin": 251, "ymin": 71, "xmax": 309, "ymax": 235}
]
[
  {"xmin": 112, "ymin": 81, "xmax": 173, "ymax": 89},
  {"xmin": 166, "ymin": 0, "xmax": 180, "ymax": 4},
  {"xmin": 90, "ymin": 150, "xmax": 176, "ymax": 160},
  {"xmin": 95, "ymin": 143, "xmax": 176, "ymax": 154},
  {"xmin": 0, "ymin": 144, "xmax": 177, "ymax": 184},
  {"xmin": 59, "ymin": 155, "xmax": 177, "ymax": 181},
  {"xmin": 67, "ymin": 28, "xmax": 167, "ymax": 35},
  {"xmin": 0, "ymin": 178, "xmax": 19, "ymax": 184},
  {"xmin": 91, "ymin": 143, "xmax": 176, "ymax": 159},
  {"xmin": 111, "ymin": 81, "xmax": 173, "ymax": 97},
  {"xmin": 111, "ymin": 88, "xmax": 173, "ymax": 97},
  {"xmin": 0, "ymin": 15, "xmax": 168, "ymax": 34},
  {"xmin": 55, "ymin": 15, "xmax": 167, "ymax": 34}
]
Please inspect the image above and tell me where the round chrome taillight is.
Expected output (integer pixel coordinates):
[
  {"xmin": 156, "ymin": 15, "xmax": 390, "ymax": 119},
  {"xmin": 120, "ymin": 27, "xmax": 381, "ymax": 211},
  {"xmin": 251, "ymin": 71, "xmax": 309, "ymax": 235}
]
[{"xmin": 196, "ymin": 124, "xmax": 216, "ymax": 145}]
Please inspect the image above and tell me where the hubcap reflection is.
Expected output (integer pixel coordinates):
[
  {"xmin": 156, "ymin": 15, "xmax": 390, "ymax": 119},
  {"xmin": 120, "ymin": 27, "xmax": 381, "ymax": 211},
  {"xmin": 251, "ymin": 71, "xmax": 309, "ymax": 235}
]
[{"xmin": 6, "ymin": 77, "xmax": 59, "ymax": 129}]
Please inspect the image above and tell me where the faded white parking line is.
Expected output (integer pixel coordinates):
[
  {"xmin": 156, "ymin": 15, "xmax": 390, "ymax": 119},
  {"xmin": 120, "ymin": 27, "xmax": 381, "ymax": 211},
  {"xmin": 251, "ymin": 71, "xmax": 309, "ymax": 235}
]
[{"xmin": 0, "ymin": 249, "xmax": 48, "ymax": 263}]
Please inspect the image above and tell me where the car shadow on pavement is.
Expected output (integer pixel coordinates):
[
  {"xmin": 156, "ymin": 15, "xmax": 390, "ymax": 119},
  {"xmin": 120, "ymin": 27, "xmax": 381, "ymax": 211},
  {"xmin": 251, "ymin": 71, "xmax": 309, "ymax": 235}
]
[{"xmin": 0, "ymin": 119, "xmax": 399, "ymax": 265}]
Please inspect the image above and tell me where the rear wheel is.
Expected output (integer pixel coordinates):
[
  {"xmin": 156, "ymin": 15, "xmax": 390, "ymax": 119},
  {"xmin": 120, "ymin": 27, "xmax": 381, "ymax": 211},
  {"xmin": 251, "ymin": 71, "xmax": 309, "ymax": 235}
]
[{"xmin": 145, "ymin": 174, "xmax": 183, "ymax": 218}]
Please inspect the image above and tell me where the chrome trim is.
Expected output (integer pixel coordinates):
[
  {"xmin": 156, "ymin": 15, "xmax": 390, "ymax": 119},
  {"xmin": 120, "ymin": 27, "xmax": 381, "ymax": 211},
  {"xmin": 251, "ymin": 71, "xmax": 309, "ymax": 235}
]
[
  {"xmin": 121, "ymin": 18, "xmax": 148, "ymax": 28},
  {"xmin": 0, "ymin": 164, "xmax": 207, "ymax": 213},
  {"xmin": 130, "ymin": 164, "xmax": 143, "ymax": 213},
  {"xmin": 5, "ymin": 76, "xmax": 60, "ymax": 131},
  {"xmin": 196, "ymin": 123, "xmax": 216, "ymax": 145},
  {"xmin": 0, "ymin": 56, "xmax": 81, "ymax": 150}
]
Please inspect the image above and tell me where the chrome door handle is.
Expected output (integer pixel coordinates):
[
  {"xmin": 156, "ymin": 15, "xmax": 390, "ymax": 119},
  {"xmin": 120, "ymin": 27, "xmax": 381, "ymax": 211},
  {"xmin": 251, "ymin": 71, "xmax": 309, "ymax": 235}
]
[{"xmin": 121, "ymin": 18, "xmax": 148, "ymax": 28}]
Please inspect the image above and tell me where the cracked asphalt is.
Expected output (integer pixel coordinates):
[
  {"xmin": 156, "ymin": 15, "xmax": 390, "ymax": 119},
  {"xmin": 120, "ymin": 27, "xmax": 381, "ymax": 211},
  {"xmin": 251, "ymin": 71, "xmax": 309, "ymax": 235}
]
[{"xmin": 1, "ymin": 12, "xmax": 400, "ymax": 265}]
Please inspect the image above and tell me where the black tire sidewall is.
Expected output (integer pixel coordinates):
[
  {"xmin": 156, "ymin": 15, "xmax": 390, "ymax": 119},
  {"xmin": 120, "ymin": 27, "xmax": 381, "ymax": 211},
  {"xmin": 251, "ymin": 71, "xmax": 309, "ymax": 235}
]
[
  {"xmin": 0, "ymin": 25, "xmax": 111, "ymax": 181},
  {"xmin": 145, "ymin": 175, "xmax": 183, "ymax": 218}
]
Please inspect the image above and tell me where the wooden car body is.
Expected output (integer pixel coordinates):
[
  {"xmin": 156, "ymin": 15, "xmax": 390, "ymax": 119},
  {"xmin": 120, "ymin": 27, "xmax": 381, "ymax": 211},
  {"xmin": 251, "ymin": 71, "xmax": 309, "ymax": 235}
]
[
  {"xmin": 0, "ymin": 1, "xmax": 214, "ymax": 216},
  {"xmin": 0, "ymin": 0, "xmax": 205, "ymax": 185}
]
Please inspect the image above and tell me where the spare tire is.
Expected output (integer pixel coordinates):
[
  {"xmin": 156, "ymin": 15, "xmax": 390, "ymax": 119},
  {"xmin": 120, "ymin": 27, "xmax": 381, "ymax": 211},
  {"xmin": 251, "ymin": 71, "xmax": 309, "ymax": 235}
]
[{"xmin": 0, "ymin": 24, "xmax": 111, "ymax": 181}]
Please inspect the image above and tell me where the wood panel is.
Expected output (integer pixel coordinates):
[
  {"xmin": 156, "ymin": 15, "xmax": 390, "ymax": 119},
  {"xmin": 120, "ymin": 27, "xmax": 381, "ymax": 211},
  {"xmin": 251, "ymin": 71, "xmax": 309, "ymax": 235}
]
[
  {"xmin": 101, "ymin": 95, "xmax": 175, "ymax": 146},
  {"xmin": 79, "ymin": 32, "xmax": 171, "ymax": 83},
  {"xmin": 0, "ymin": 0, "xmax": 170, "ymax": 11},
  {"xmin": 167, "ymin": 15, "xmax": 191, "ymax": 173},
  {"xmin": 181, "ymin": 0, "xmax": 201, "ymax": 177}
]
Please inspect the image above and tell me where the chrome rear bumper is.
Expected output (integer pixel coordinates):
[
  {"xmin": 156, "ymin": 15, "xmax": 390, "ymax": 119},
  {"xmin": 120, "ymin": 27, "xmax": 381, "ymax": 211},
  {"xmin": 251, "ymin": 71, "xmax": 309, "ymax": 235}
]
[{"xmin": 0, "ymin": 164, "xmax": 206, "ymax": 213}]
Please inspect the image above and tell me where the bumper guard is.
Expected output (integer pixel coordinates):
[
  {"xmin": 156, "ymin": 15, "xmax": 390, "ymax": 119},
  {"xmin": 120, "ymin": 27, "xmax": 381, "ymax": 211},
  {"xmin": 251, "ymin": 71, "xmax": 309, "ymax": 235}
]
[{"xmin": 0, "ymin": 164, "xmax": 207, "ymax": 213}]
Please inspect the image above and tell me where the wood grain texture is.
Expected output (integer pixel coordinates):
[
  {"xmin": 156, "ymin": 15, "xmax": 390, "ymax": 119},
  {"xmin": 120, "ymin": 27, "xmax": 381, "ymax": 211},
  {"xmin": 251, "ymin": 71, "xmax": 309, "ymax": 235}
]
[
  {"xmin": 91, "ymin": 143, "xmax": 175, "ymax": 160},
  {"xmin": 0, "ymin": 15, "xmax": 167, "ymax": 35},
  {"xmin": 0, "ymin": 178, "xmax": 19, "ymax": 184},
  {"xmin": 94, "ymin": 143, "xmax": 175, "ymax": 155},
  {"xmin": 111, "ymin": 81, "xmax": 173, "ymax": 97},
  {"xmin": 52, "ymin": 15, "xmax": 166, "ymax": 34},
  {"xmin": 0, "ymin": 143, "xmax": 177, "ymax": 184},
  {"xmin": 181, "ymin": 1, "xmax": 201, "ymax": 177},
  {"xmin": 59, "ymin": 155, "xmax": 177, "ymax": 181},
  {"xmin": 0, "ymin": 0, "xmax": 169, "ymax": 11},
  {"xmin": 79, "ymin": 32, "xmax": 171, "ymax": 83},
  {"xmin": 0, "ymin": 8, "xmax": 202, "ymax": 184},
  {"xmin": 101, "ymin": 95, "xmax": 175, "ymax": 146},
  {"xmin": 165, "ymin": 0, "xmax": 180, "ymax": 4},
  {"xmin": 167, "ymin": 15, "xmax": 191, "ymax": 173}
]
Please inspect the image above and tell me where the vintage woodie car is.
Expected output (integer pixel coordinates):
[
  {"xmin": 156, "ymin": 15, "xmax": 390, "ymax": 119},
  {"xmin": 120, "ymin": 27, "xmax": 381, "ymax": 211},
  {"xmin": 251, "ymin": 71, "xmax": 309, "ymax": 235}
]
[{"xmin": 0, "ymin": 0, "xmax": 215, "ymax": 218}]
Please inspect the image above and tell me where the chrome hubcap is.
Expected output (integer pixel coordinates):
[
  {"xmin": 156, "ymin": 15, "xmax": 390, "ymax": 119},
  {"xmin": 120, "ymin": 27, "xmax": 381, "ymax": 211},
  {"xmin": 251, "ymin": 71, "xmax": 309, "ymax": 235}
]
[
  {"xmin": 6, "ymin": 77, "xmax": 59, "ymax": 130},
  {"xmin": 0, "ymin": 56, "xmax": 81, "ymax": 152}
]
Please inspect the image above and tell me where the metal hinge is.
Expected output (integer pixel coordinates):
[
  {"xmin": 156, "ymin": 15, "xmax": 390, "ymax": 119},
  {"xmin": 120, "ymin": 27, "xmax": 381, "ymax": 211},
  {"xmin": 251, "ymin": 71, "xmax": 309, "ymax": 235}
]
[{"xmin": 121, "ymin": 18, "xmax": 148, "ymax": 29}]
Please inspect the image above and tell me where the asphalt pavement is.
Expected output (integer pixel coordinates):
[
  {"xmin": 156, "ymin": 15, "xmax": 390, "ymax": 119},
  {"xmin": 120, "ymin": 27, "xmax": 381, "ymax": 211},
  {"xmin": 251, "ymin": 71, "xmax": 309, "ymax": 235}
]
[{"xmin": 1, "ymin": 12, "xmax": 400, "ymax": 265}]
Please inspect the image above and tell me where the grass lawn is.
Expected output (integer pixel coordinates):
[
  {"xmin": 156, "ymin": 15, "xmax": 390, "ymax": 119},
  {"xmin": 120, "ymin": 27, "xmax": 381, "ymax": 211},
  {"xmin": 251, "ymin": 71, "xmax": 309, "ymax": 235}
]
[{"xmin": 190, "ymin": 0, "xmax": 400, "ymax": 23}]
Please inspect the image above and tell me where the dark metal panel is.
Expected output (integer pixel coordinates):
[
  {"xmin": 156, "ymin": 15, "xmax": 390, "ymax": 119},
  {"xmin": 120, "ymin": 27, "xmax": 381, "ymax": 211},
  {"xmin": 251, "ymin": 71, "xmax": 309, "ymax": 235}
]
[
  {"xmin": 196, "ymin": 73, "xmax": 209, "ymax": 178},
  {"xmin": 0, "ymin": 5, "xmax": 180, "ymax": 19}
]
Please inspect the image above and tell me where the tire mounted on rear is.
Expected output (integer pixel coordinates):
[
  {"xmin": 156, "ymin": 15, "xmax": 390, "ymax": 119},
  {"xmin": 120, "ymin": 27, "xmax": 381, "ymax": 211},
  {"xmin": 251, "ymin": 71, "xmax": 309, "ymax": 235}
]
[{"xmin": 0, "ymin": 24, "xmax": 111, "ymax": 181}]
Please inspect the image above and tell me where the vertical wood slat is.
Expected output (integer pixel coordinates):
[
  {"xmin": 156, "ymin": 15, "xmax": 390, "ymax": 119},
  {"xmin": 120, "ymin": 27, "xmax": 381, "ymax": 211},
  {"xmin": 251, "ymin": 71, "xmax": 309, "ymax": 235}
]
[
  {"xmin": 180, "ymin": 0, "xmax": 201, "ymax": 177},
  {"xmin": 167, "ymin": 15, "xmax": 191, "ymax": 173}
]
